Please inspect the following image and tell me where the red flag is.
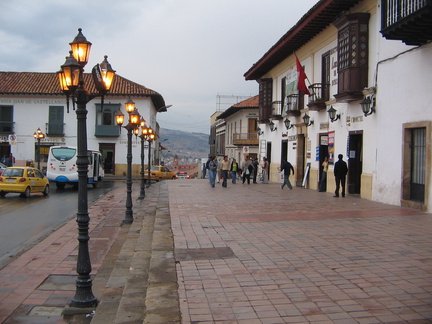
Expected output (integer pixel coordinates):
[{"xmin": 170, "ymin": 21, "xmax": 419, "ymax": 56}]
[{"xmin": 295, "ymin": 54, "xmax": 310, "ymax": 95}]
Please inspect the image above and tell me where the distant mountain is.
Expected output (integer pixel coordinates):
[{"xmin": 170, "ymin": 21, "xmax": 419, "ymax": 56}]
[{"xmin": 159, "ymin": 128, "xmax": 209, "ymax": 165}]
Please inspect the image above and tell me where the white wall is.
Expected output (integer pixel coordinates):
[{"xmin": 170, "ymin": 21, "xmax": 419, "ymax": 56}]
[{"xmin": 1, "ymin": 94, "xmax": 158, "ymax": 167}]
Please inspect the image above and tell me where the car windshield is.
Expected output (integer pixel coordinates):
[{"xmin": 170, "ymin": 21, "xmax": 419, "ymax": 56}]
[{"xmin": 3, "ymin": 168, "xmax": 24, "ymax": 177}]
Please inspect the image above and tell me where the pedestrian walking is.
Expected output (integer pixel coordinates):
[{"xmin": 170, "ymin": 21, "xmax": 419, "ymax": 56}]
[
  {"xmin": 334, "ymin": 154, "xmax": 348, "ymax": 197},
  {"xmin": 280, "ymin": 160, "xmax": 294, "ymax": 189},
  {"xmin": 261, "ymin": 157, "xmax": 269, "ymax": 184},
  {"xmin": 241, "ymin": 156, "xmax": 252, "ymax": 184},
  {"xmin": 208, "ymin": 156, "xmax": 218, "ymax": 188},
  {"xmin": 252, "ymin": 158, "xmax": 259, "ymax": 184},
  {"xmin": 230, "ymin": 158, "xmax": 239, "ymax": 184},
  {"xmin": 216, "ymin": 156, "xmax": 222, "ymax": 183},
  {"xmin": 202, "ymin": 162, "xmax": 207, "ymax": 179},
  {"xmin": 319, "ymin": 156, "xmax": 329, "ymax": 192},
  {"xmin": 220, "ymin": 156, "xmax": 230, "ymax": 188}
]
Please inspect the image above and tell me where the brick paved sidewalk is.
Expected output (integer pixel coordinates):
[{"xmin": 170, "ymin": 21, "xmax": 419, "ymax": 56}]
[
  {"xmin": 169, "ymin": 179, "xmax": 432, "ymax": 323},
  {"xmin": 0, "ymin": 186, "xmax": 128, "ymax": 323}
]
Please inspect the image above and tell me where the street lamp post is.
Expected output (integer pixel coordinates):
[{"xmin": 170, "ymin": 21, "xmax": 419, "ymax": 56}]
[
  {"xmin": 142, "ymin": 127, "xmax": 155, "ymax": 186},
  {"xmin": 138, "ymin": 117, "xmax": 147, "ymax": 199},
  {"xmin": 57, "ymin": 28, "xmax": 115, "ymax": 309},
  {"xmin": 115, "ymin": 99, "xmax": 140, "ymax": 224},
  {"xmin": 33, "ymin": 128, "xmax": 45, "ymax": 170}
]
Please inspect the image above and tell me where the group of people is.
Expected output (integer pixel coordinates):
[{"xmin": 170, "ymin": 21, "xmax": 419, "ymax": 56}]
[
  {"xmin": 319, "ymin": 154, "xmax": 349, "ymax": 197},
  {"xmin": 205, "ymin": 156, "xmax": 269, "ymax": 188},
  {"xmin": 0, "ymin": 153, "xmax": 15, "ymax": 167},
  {"xmin": 205, "ymin": 153, "xmax": 349, "ymax": 198}
]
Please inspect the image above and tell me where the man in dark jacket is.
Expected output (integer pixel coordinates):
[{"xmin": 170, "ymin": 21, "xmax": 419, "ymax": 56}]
[
  {"xmin": 280, "ymin": 160, "xmax": 295, "ymax": 190},
  {"xmin": 334, "ymin": 154, "xmax": 348, "ymax": 197}
]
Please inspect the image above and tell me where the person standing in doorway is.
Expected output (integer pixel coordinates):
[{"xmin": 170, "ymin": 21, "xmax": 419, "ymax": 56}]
[
  {"xmin": 261, "ymin": 157, "xmax": 269, "ymax": 184},
  {"xmin": 280, "ymin": 160, "xmax": 294, "ymax": 189},
  {"xmin": 319, "ymin": 156, "xmax": 329, "ymax": 192},
  {"xmin": 334, "ymin": 154, "xmax": 348, "ymax": 197},
  {"xmin": 230, "ymin": 158, "xmax": 239, "ymax": 184},
  {"xmin": 220, "ymin": 155, "xmax": 230, "ymax": 188},
  {"xmin": 208, "ymin": 156, "xmax": 218, "ymax": 188}
]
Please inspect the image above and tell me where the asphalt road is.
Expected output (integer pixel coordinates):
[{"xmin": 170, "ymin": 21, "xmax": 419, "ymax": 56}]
[{"xmin": 0, "ymin": 180, "xmax": 118, "ymax": 268}]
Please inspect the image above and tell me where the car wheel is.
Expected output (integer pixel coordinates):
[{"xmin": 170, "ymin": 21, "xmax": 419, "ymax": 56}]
[
  {"xmin": 20, "ymin": 187, "xmax": 31, "ymax": 198},
  {"xmin": 172, "ymin": 176, "xmax": 176, "ymax": 180},
  {"xmin": 158, "ymin": 177, "xmax": 162, "ymax": 182},
  {"xmin": 0, "ymin": 191, "xmax": 6, "ymax": 197},
  {"xmin": 43, "ymin": 185, "xmax": 50, "ymax": 196}
]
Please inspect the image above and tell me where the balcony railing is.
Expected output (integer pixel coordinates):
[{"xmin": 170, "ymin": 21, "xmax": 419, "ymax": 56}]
[
  {"xmin": 233, "ymin": 133, "xmax": 259, "ymax": 146},
  {"xmin": 307, "ymin": 83, "xmax": 330, "ymax": 111},
  {"xmin": 285, "ymin": 94, "xmax": 301, "ymax": 116},
  {"xmin": 271, "ymin": 101, "xmax": 283, "ymax": 119},
  {"xmin": 381, "ymin": 0, "xmax": 432, "ymax": 45},
  {"xmin": 46, "ymin": 123, "xmax": 65, "ymax": 136},
  {"xmin": 95, "ymin": 125, "xmax": 120, "ymax": 137},
  {"xmin": 0, "ymin": 121, "xmax": 14, "ymax": 133}
]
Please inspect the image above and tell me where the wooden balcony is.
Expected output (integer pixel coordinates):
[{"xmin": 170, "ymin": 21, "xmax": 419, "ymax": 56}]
[
  {"xmin": 233, "ymin": 133, "xmax": 259, "ymax": 146},
  {"xmin": 381, "ymin": 0, "xmax": 432, "ymax": 46},
  {"xmin": 285, "ymin": 94, "xmax": 301, "ymax": 117},
  {"xmin": 271, "ymin": 101, "xmax": 283, "ymax": 120},
  {"xmin": 307, "ymin": 83, "xmax": 330, "ymax": 111}
]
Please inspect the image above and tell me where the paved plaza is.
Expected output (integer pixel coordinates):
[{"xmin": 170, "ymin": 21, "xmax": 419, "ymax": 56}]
[
  {"xmin": 169, "ymin": 179, "xmax": 432, "ymax": 323},
  {"xmin": 0, "ymin": 178, "xmax": 431, "ymax": 323}
]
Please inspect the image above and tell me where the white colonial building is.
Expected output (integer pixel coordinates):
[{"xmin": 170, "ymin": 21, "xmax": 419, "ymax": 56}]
[
  {"xmin": 0, "ymin": 72, "xmax": 168, "ymax": 177},
  {"xmin": 244, "ymin": 0, "xmax": 432, "ymax": 211},
  {"xmin": 216, "ymin": 95, "xmax": 259, "ymax": 162}
]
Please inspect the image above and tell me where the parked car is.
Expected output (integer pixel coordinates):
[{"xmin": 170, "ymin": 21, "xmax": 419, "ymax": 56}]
[
  {"xmin": 145, "ymin": 165, "xmax": 176, "ymax": 182},
  {"xmin": 0, "ymin": 162, "xmax": 6, "ymax": 176},
  {"xmin": 176, "ymin": 171, "xmax": 190, "ymax": 179},
  {"xmin": 0, "ymin": 167, "xmax": 50, "ymax": 198}
]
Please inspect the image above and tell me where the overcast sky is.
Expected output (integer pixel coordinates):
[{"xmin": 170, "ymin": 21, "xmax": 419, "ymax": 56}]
[{"xmin": 0, "ymin": 0, "xmax": 318, "ymax": 134}]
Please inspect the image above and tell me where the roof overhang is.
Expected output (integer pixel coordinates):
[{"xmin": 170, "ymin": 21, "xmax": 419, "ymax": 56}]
[{"xmin": 244, "ymin": 0, "xmax": 362, "ymax": 81}]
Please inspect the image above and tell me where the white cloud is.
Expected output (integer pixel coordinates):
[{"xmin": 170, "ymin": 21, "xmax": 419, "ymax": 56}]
[{"xmin": 0, "ymin": 0, "xmax": 319, "ymax": 133}]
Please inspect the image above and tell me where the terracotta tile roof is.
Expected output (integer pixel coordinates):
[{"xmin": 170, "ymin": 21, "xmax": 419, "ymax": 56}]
[
  {"xmin": 0, "ymin": 71, "xmax": 166, "ymax": 111},
  {"xmin": 232, "ymin": 95, "xmax": 259, "ymax": 108},
  {"xmin": 244, "ymin": 0, "xmax": 362, "ymax": 80},
  {"xmin": 217, "ymin": 95, "xmax": 259, "ymax": 119}
]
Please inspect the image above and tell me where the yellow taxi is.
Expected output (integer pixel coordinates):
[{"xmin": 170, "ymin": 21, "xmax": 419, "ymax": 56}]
[
  {"xmin": 0, "ymin": 167, "xmax": 50, "ymax": 198},
  {"xmin": 145, "ymin": 165, "xmax": 176, "ymax": 182}
]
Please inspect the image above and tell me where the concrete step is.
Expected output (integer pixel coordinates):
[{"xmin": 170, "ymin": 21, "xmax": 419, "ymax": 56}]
[{"xmin": 90, "ymin": 182, "xmax": 180, "ymax": 324}]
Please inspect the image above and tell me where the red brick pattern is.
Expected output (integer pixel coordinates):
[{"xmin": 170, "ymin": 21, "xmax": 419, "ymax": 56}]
[{"xmin": 169, "ymin": 180, "xmax": 432, "ymax": 323}]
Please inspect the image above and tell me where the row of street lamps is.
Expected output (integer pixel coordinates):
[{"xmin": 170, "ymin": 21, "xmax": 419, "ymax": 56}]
[
  {"xmin": 54, "ymin": 28, "xmax": 158, "ymax": 311},
  {"xmin": 114, "ymin": 98, "xmax": 156, "ymax": 223}
]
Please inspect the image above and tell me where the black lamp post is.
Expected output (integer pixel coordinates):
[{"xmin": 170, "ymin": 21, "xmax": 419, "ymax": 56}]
[
  {"xmin": 115, "ymin": 98, "xmax": 140, "ymax": 224},
  {"xmin": 33, "ymin": 128, "xmax": 45, "ymax": 170},
  {"xmin": 138, "ymin": 117, "xmax": 147, "ymax": 200},
  {"xmin": 142, "ymin": 127, "xmax": 155, "ymax": 186},
  {"xmin": 57, "ymin": 28, "xmax": 115, "ymax": 309}
]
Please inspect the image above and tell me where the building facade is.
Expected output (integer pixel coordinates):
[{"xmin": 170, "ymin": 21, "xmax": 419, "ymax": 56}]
[
  {"xmin": 0, "ymin": 72, "xmax": 167, "ymax": 177},
  {"xmin": 244, "ymin": 0, "xmax": 432, "ymax": 211},
  {"xmin": 216, "ymin": 95, "xmax": 259, "ymax": 162}
]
